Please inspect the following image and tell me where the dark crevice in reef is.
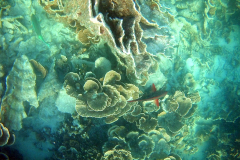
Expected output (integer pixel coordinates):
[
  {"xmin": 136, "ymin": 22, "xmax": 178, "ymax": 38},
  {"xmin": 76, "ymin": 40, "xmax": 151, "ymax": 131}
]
[
  {"xmin": 91, "ymin": 0, "xmax": 97, "ymax": 17},
  {"xmin": 122, "ymin": 16, "xmax": 135, "ymax": 51},
  {"xmin": 98, "ymin": 0, "xmax": 125, "ymax": 50}
]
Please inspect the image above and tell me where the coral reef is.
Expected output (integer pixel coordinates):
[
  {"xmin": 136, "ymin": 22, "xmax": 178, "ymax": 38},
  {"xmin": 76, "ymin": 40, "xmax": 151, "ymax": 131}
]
[
  {"xmin": 102, "ymin": 149, "xmax": 133, "ymax": 160},
  {"xmin": 0, "ymin": 64, "xmax": 4, "ymax": 78},
  {"xmin": 103, "ymin": 125, "xmax": 184, "ymax": 159},
  {"xmin": 0, "ymin": 123, "xmax": 15, "ymax": 146},
  {"xmin": 158, "ymin": 90, "xmax": 201, "ymax": 136},
  {"xmin": 0, "ymin": 64, "xmax": 4, "ymax": 105},
  {"xmin": 0, "ymin": 0, "xmax": 238, "ymax": 159},
  {"xmin": 29, "ymin": 59, "xmax": 47, "ymax": 79},
  {"xmin": 39, "ymin": 0, "xmax": 161, "ymax": 85},
  {"xmin": 0, "ymin": 55, "xmax": 39, "ymax": 131},
  {"xmin": 71, "ymin": 70, "xmax": 139, "ymax": 123}
]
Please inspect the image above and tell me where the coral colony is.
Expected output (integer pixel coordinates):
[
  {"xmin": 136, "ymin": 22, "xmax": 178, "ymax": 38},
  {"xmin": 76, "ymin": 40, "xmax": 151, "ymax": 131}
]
[{"xmin": 0, "ymin": 0, "xmax": 240, "ymax": 159}]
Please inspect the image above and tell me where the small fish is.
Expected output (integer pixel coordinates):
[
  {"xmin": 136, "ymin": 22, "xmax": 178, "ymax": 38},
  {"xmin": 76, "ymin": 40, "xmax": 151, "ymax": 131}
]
[
  {"xmin": 128, "ymin": 83, "xmax": 167, "ymax": 107},
  {"xmin": 31, "ymin": 14, "xmax": 50, "ymax": 48}
]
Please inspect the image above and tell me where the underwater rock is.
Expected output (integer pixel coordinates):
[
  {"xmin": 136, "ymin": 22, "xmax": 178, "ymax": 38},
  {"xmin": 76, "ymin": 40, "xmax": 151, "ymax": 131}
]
[
  {"xmin": 38, "ymin": 60, "xmax": 62, "ymax": 102},
  {"xmin": 94, "ymin": 57, "xmax": 111, "ymax": 79},
  {"xmin": 0, "ymin": 55, "xmax": 38, "ymax": 131},
  {"xmin": 55, "ymin": 88, "xmax": 76, "ymax": 114}
]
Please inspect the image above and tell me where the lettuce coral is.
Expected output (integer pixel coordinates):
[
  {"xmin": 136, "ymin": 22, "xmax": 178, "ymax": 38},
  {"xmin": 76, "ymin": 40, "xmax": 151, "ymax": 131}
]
[
  {"xmin": 67, "ymin": 70, "xmax": 139, "ymax": 124},
  {"xmin": 102, "ymin": 149, "xmax": 133, "ymax": 160},
  {"xmin": 39, "ymin": 0, "xmax": 159, "ymax": 85}
]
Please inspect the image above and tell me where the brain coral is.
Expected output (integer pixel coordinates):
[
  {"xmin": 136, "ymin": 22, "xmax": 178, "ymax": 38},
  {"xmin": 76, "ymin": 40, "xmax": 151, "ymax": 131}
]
[
  {"xmin": 0, "ymin": 55, "xmax": 39, "ymax": 131},
  {"xmin": 74, "ymin": 70, "xmax": 139, "ymax": 123}
]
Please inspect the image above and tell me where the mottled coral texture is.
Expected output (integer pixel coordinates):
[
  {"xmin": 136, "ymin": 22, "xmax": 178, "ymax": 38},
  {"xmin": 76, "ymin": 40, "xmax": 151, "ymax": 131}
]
[
  {"xmin": 39, "ymin": 0, "xmax": 158, "ymax": 85},
  {"xmin": 64, "ymin": 70, "xmax": 139, "ymax": 124},
  {"xmin": 0, "ymin": 55, "xmax": 38, "ymax": 131}
]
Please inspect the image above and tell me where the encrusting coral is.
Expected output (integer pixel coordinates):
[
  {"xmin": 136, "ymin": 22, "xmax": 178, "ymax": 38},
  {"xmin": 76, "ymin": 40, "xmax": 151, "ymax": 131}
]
[
  {"xmin": 0, "ymin": 55, "xmax": 39, "ymax": 131},
  {"xmin": 39, "ymin": 0, "xmax": 159, "ymax": 85}
]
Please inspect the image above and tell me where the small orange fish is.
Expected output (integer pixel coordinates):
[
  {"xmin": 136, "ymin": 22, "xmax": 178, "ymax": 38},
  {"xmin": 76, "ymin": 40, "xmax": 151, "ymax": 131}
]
[{"xmin": 128, "ymin": 83, "xmax": 167, "ymax": 107}]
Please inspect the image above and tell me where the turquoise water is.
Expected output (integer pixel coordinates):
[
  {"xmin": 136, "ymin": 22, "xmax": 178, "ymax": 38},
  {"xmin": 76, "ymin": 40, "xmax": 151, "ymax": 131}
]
[{"xmin": 0, "ymin": 0, "xmax": 239, "ymax": 159}]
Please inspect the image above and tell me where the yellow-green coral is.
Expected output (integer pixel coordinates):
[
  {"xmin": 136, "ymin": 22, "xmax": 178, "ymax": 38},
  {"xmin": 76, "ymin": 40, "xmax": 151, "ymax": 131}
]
[{"xmin": 73, "ymin": 70, "xmax": 139, "ymax": 124}]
